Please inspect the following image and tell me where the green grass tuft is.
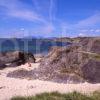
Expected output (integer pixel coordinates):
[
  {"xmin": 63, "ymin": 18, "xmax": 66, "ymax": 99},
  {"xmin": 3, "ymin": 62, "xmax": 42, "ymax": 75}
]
[{"xmin": 11, "ymin": 91, "xmax": 100, "ymax": 100}]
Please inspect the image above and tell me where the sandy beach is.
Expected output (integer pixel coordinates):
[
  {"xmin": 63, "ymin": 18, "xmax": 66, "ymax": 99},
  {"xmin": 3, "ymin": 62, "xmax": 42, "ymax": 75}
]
[{"xmin": 0, "ymin": 62, "xmax": 100, "ymax": 100}]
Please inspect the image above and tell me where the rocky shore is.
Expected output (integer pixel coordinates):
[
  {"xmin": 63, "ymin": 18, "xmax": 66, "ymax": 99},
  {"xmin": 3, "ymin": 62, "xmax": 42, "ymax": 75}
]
[{"xmin": 6, "ymin": 37, "xmax": 100, "ymax": 83}]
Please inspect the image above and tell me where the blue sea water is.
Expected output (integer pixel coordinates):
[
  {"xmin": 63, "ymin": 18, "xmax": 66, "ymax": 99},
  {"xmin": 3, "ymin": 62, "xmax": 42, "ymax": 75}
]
[{"xmin": 0, "ymin": 38, "xmax": 71, "ymax": 54}]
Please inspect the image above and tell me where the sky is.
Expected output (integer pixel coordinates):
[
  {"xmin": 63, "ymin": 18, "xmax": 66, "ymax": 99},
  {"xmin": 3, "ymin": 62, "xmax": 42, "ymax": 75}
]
[{"xmin": 0, "ymin": 0, "xmax": 100, "ymax": 38}]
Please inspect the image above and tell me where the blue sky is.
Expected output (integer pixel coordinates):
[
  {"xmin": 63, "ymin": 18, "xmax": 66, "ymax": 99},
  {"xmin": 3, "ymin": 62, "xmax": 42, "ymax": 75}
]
[{"xmin": 0, "ymin": 0, "xmax": 100, "ymax": 38}]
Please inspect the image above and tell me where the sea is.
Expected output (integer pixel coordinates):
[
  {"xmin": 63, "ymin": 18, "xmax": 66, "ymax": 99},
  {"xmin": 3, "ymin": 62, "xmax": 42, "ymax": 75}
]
[{"xmin": 0, "ymin": 38, "xmax": 71, "ymax": 54}]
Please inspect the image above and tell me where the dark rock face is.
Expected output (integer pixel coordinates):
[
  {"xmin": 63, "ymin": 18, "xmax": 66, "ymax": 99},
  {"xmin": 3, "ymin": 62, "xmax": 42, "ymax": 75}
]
[
  {"xmin": 82, "ymin": 60, "xmax": 100, "ymax": 83},
  {"xmin": 0, "ymin": 51, "xmax": 36, "ymax": 69},
  {"xmin": 0, "ymin": 63, "xmax": 7, "ymax": 70},
  {"xmin": 7, "ymin": 69, "xmax": 35, "ymax": 79}
]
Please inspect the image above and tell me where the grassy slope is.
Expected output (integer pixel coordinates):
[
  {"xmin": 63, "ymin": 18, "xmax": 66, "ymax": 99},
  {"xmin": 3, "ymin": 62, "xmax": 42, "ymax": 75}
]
[{"xmin": 11, "ymin": 91, "xmax": 100, "ymax": 100}]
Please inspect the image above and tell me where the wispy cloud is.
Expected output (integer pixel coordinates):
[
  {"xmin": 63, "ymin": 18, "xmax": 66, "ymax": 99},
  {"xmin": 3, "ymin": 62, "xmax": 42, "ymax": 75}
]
[
  {"xmin": 0, "ymin": 0, "xmax": 56, "ymax": 37},
  {"xmin": 8, "ymin": 9, "xmax": 44, "ymax": 22},
  {"xmin": 95, "ymin": 29, "xmax": 100, "ymax": 32},
  {"xmin": 49, "ymin": 0, "xmax": 54, "ymax": 23},
  {"xmin": 0, "ymin": 0, "xmax": 46, "ymax": 22},
  {"xmin": 32, "ymin": 0, "xmax": 56, "ymax": 34},
  {"xmin": 0, "ymin": 0, "xmax": 100, "ymax": 37},
  {"xmin": 76, "ymin": 13, "xmax": 100, "ymax": 27}
]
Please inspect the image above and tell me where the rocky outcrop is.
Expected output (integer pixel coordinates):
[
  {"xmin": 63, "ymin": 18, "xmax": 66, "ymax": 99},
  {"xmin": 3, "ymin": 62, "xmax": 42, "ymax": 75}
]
[
  {"xmin": 0, "ymin": 63, "xmax": 7, "ymax": 70},
  {"xmin": 33, "ymin": 37, "xmax": 100, "ymax": 83},
  {"xmin": 0, "ymin": 51, "xmax": 36, "ymax": 69},
  {"xmin": 31, "ymin": 46, "xmax": 86, "ymax": 83}
]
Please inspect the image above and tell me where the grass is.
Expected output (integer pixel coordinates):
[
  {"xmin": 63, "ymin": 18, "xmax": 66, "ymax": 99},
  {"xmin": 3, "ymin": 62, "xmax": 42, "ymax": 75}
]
[{"xmin": 11, "ymin": 91, "xmax": 100, "ymax": 100}]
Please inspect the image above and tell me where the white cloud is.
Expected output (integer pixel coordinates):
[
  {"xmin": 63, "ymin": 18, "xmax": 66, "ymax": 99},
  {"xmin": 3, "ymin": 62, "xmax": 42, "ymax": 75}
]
[
  {"xmin": 95, "ymin": 29, "xmax": 100, "ymax": 32},
  {"xmin": 78, "ymin": 33, "xmax": 85, "ymax": 37},
  {"xmin": 0, "ymin": 0, "xmax": 57, "ymax": 37},
  {"xmin": 90, "ymin": 29, "xmax": 94, "ymax": 32},
  {"xmin": 1, "ymin": 0, "xmax": 99, "ymax": 37},
  {"xmin": 20, "ymin": 28, "xmax": 25, "ymax": 31},
  {"xmin": 80, "ymin": 29, "xmax": 100, "ymax": 33},
  {"xmin": 77, "ymin": 13, "xmax": 100, "ymax": 27},
  {"xmin": 0, "ymin": 0, "xmax": 46, "ymax": 23},
  {"xmin": 57, "ymin": 13, "xmax": 100, "ymax": 37},
  {"xmin": 8, "ymin": 9, "xmax": 44, "ymax": 22},
  {"xmin": 77, "ymin": 28, "xmax": 100, "ymax": 37}
]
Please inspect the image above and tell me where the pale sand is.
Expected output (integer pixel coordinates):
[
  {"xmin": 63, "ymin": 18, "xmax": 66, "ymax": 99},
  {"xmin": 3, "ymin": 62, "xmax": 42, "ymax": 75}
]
[{"xmin": 0, "ymin": 62, "xmax": 100, "ymax": 100}]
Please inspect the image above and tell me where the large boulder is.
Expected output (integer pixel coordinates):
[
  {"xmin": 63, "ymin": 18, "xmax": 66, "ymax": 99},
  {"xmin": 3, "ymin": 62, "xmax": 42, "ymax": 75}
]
[
  {"xmin": 0, "ymin": 63, "xmax": 7, "ymax": 70},
  {"xmin": 0, "ymin": 51, "xmax": 36, "ymax": 69}
]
